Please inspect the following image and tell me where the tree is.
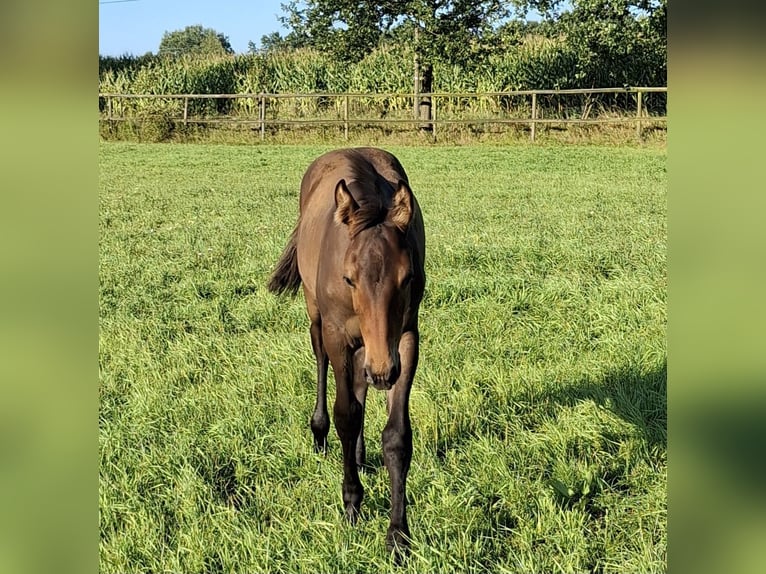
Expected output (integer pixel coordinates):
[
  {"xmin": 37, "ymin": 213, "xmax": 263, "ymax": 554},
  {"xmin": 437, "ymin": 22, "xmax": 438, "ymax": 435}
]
[
  {"xmin": 278, "ymin": 1, "xmax": 512, "ymax": 75},
  {"xmin": 249, "ymin": 31, "xmax": 310, "ymax": 54},
  {"xmin": 509, "ymin": 0, "xmax": 667, "ymax": 86},
  {"xmin": 278, "ymin": 0, "xmax": 512, "ymax": 124},
  {"xmin": 158, "ymin": 25, "xmax": 234, "ymax": 58}
]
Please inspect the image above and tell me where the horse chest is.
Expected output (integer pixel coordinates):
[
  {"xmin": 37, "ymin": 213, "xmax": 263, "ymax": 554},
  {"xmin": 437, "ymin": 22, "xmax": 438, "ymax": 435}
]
[{"xmin": 344, "ymin": 315, "xmax": 362, "ymax": 342}]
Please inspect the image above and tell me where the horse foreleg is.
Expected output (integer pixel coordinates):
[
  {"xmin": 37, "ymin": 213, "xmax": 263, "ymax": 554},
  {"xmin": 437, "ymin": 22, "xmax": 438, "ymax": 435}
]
[
  {"xmin": 383, "ymin": 330, "xmax": 418, "ymax": 555},
  {"xmin": 352, "ymin": 347, "xmax": 368, "ymax": 468},
  {"xmin": 327, "ymin": 336, "xmax": 365, "ymax": 524}
]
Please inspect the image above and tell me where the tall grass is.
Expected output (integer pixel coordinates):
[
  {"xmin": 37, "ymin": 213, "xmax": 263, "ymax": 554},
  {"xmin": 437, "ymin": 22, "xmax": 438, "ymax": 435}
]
[
  {"xmin": 100, "ymin": 142, "xmax": 666, "ymax": 573},
  {"xmin": 99, "ymin": 39, "xmax": 667, "ymax": 130}
]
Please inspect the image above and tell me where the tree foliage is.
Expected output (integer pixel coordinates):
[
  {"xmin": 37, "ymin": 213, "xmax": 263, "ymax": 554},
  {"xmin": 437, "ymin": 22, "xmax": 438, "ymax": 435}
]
[
  {"xmin": 277, "ymin": 0, "xmax": 511, "ymax": 67},
  {"xmin": 158, "ymin": 25, "xmax": 234, "ymax": 58},
  {"xmin": 275, "ymin": 0, "xmax": 666, "ymax": 86},
  {"xmin": 511, "ymin": 0, "xmax": 667, "ymax": 85}
]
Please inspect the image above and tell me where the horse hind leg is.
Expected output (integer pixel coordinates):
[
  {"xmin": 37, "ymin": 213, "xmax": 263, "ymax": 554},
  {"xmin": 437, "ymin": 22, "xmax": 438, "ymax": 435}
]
[{"xmin": 308, "ymin": 300, "xmax": 330, "ymax": 453}]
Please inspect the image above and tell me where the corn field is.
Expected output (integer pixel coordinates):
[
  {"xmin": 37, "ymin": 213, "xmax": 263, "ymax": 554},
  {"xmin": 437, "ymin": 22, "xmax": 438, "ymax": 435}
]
[
  {"xmin": 99, "ymin": 42, "xmax": 666, "ymax": 143},
  {"xmin": 102, "ymin": 42, "xmax": 666, "ymax": 111}
]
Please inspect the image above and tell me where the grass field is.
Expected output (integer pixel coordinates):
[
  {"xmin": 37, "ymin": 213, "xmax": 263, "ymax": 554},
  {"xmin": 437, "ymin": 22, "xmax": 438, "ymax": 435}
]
[{"xmin": 99, "ymin": 142, "xmax": 666, "ymax": 573}]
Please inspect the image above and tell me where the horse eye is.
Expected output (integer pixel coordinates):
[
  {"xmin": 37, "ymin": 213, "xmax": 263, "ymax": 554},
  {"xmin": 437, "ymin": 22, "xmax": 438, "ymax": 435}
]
[
  {"xmin": 401, "ymin": 273, "xmax": 413, "ymax": 287},
  {"xmin": 343, "ymin": 276, "xmax": 355, "ymax": 288}
]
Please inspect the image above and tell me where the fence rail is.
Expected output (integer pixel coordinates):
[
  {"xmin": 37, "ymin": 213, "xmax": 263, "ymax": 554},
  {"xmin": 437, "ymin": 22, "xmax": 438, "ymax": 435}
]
[{"xmin": 99, "ymin": 87, "xmax": 667, "ymax": 142}]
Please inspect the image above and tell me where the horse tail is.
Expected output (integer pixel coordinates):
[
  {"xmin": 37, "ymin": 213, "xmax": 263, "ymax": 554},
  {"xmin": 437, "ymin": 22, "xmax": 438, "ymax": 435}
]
[{"xmin": 267, "ymin": 226, "xmax": 302, "ymax": 296}]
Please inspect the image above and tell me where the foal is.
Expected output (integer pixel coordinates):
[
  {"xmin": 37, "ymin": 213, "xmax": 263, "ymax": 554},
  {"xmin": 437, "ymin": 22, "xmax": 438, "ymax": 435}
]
[{"xmin": 268, "ymin": 148, "xmax": 425, "ymax": 553}]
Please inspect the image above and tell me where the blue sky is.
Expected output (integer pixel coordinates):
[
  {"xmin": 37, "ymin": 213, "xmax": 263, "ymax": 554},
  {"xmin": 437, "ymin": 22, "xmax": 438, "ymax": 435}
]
[
  {"xmin": 98, "ymin": 0, "xmax": 551, "ymax": 57},
  {"xmin": 99, "ymin": 0, "xmax": 287, "ymax": 56}
]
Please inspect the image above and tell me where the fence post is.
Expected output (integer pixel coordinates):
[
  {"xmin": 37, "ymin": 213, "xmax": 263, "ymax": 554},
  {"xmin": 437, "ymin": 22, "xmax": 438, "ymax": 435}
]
[
  {"xmin": 636, "ymin": 89, "xmax": 643, "ymax": 141},
  {"xmin": 413, "ymin": 27, "xmax": 420, "ymax": 123},
  {"xmin": 107, "ymin": 95, "xmax": 113, "ymax": 125},
  {"xmin": 344, "ymin": 93, "xmax": 349, "ymax": 141},
  {"xmin": 530, "ymin": 92, "xmax": 537, "ymax": 142},
  {"xmin": 183, "ymin": 97, "xmax": 188, "ymax": 127},
  {"xmin": 259, "ymin": 93, "xmax": 265, "ymax": 141},
  {"xmin": 418, "ymin": 67, "xmax": 433, "ymax": 132},
  {"xmin": 432, "ymin": 93, "xmax": 437, "ymax": 142}
]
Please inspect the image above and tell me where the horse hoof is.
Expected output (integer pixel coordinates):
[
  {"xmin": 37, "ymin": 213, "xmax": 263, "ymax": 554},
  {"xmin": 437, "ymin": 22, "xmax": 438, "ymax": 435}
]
[
  {"xmin": 313, "ymin": 438, "xmax": 328, "ymax": 455},
  {"xmin": 386, "ymin": 527, "xmax": 411, "ymax": 562},
  {"xmin": 345, "ymin": 504, "xmax": 359, "ymax": 526}
]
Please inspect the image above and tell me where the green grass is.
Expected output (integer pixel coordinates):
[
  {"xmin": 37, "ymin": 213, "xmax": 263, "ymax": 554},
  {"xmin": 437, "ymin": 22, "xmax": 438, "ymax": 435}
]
[
  {"xmin": 99, "ymin": 142, "xmax": 666, "ymax": 573},
  {"xmin": 100, "ymin": 116, "xmax": 667, "ymax": 147}
]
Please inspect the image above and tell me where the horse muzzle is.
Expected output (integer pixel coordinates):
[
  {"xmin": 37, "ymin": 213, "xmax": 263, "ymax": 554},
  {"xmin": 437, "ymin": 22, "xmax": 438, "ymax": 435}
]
[{"xmin": 364, "ymin": 359, "xmax": 401, "ymax": 390}]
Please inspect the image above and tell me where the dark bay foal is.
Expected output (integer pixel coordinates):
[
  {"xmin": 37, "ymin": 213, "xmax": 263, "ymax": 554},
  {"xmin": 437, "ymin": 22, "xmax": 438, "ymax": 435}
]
[{"xmin": 268, "ymin": 148, "xmax": 426, "ymax": 555}]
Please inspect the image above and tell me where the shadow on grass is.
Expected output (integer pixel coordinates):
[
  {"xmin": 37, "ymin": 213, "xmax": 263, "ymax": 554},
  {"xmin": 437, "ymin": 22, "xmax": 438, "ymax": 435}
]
[
  {"xmin": 530, "ymin": 359, "xmax": 667, "ymax": 557},
  {"xmin": 545, "ymin": 359, "xmax": 667, "ymax": 451},
  {"xmin": 360, "ymin": 451, "xmax": 384, "ymax": 475}
]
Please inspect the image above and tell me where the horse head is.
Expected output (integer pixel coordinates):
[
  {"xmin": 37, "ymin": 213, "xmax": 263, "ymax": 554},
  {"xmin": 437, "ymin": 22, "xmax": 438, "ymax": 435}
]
[{"xmin": 334, "ymin": 178, "xmax": 415, "ymax": 390}]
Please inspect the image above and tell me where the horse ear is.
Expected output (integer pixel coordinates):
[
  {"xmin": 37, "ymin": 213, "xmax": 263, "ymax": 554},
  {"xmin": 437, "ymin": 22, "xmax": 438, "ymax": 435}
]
[
  {"xmin": 387, "ymin": 180, "xmax": 413, "ymax": 231},
  {"xmin": 334, "ymin": 179, "xmax": 358, "ymax": 226}
]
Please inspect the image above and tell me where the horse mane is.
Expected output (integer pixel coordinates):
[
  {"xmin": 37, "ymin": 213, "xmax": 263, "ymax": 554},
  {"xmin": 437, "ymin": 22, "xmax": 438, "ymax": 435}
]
[
  {"xmin": 330, "ymin": 148, "xmax": 414, "ymax": 238},
  {"xmin": 341, "ymin": 157, "xmax": 391, "ymax": 237},
  {"xmin": 347, "ymin": 196, "xmax": 388, "ymax": 237}
]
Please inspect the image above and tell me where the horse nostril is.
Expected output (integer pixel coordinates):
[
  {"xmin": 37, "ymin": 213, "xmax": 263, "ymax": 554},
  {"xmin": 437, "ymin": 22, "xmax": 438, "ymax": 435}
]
[{"xmin": 364, "ymin": 362, "xmax": 400, "ymax": 388}]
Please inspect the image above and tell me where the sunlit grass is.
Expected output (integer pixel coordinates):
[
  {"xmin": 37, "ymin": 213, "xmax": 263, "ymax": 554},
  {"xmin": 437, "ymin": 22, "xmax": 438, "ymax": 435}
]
[{"xmin": 100, "ymin": 142, "xmax": 666, "ymax": 573}]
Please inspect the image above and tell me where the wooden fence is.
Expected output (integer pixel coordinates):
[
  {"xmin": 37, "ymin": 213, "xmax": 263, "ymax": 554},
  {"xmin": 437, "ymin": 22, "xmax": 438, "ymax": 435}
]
[{"xmin": 98, "ymin": 87, "xmax": 667, "ymax": 142}]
